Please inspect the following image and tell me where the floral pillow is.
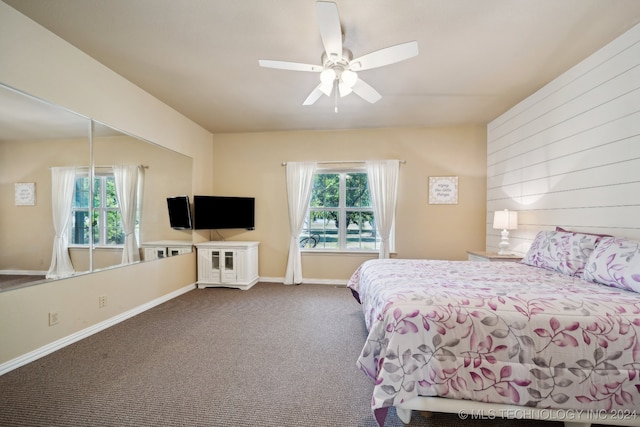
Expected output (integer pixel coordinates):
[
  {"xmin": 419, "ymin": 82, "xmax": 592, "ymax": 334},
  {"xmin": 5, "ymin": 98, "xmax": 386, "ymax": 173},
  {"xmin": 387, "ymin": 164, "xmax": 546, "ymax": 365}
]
[
  {"xmin": 583, "ymin": 237, "xmax": 640, "ymax": 293},
  {"xmin": 521, "ymin": 230, "xmax": 602, "ymax": 276},
  {"xmin": 555, "ymin": 226, "xmax": 611, "ymax": 238}
]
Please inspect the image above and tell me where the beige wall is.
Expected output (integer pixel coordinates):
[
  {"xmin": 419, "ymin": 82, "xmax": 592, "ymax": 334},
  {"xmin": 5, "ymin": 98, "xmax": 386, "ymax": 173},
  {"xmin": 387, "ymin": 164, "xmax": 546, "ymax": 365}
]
[
  {"xmin": 0, "ymin": 2, "xmax": 212, "ymax": 367},
  {"xmin": 211, "ymin": 126, "xmax": 487, "ymax": 281},
  {"xmin": 0, "ymin": 253, "xmax": 195, "ymax": 364}
]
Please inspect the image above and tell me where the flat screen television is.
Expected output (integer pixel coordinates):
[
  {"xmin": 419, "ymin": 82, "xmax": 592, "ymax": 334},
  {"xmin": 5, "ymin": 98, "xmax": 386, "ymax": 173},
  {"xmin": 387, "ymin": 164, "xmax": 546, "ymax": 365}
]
[
  {"xmin": 166, "ymin": 195, "xmax": 192, "ymax": 230},
  {"xmin": 193, "ymin": 195, "xmax": 255, "ymax": 230}
]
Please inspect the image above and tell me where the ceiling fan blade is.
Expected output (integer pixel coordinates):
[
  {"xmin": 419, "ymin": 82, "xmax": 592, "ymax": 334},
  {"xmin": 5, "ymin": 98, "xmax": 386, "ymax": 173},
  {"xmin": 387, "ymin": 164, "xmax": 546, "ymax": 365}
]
[
  {"xmin": 351, "ymin": 79, "xmax": 382, "ymax": 103},
  {"xmin": 349, "ymin": 41, "xmax": 419, "ymax": 71},
  {"xmin": 319, "ymin": 81, "xmax": 334, "ymax": 97},
  {"xmin": 303, "ymin": 84, "xmax": 325, "ymax": 105},
  {"xmin": 258, "ymin": 60, "xmax": 323, "ymax": 72},
  {"xmin": 316, "ymin": 1, "xmax": 342, "ymax": 61}
]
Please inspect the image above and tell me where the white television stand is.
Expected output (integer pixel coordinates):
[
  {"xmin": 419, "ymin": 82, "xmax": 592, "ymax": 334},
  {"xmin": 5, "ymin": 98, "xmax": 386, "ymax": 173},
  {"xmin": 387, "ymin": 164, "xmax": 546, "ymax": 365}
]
[{"xmin": 195, "ymin": 241, "xmax": 259, "ymax": 290}]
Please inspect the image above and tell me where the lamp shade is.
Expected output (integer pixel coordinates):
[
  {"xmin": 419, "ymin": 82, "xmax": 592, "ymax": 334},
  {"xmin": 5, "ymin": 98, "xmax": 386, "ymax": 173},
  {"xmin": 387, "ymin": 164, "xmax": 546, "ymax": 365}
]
[{"xmin": 493, "ymin": 209, "xmax": 518, "ymax": 230}]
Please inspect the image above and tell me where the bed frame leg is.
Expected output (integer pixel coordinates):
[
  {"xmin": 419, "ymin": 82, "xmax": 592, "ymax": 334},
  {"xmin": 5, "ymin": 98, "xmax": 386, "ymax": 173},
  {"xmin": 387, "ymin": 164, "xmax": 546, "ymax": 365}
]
[{"xmin": 396, "ymin": 407, "xmax": 412, "ymax": 424}]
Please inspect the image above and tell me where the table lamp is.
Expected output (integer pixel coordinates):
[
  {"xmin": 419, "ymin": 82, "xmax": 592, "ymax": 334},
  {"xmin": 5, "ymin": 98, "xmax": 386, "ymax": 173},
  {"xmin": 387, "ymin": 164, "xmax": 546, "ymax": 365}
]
[{"xmin": 493, "ymin": 209, "xmax": 518, "ymax": 255}]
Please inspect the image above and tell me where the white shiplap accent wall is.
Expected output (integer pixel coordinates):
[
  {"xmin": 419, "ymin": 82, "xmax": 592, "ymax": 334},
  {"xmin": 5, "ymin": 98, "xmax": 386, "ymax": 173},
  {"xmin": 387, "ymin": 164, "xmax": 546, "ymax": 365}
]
[{"xmin": 486, "ymin": 23, "xmax": 640, "ymax": 255}]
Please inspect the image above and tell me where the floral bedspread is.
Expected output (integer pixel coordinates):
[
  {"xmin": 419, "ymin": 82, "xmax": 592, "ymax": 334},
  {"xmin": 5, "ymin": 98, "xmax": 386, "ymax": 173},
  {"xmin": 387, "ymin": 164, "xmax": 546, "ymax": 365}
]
[{"xmin": 347, "ymin": 259, "xmax": 640, "ymax": 426}]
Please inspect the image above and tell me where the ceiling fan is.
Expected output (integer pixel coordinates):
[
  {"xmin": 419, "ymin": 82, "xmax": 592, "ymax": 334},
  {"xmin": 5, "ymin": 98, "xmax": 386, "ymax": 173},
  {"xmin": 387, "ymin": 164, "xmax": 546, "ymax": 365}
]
[{"xmin": 258, "ymin": 1, "xmax": 419, "ymax": 107}]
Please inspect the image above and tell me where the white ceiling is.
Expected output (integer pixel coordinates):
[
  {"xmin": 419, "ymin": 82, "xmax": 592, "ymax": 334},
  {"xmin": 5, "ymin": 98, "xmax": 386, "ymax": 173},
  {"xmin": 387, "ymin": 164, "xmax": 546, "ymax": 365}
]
[{"xmin": 4, "ymin": 0, "xmax": 640, "ymax": 134}]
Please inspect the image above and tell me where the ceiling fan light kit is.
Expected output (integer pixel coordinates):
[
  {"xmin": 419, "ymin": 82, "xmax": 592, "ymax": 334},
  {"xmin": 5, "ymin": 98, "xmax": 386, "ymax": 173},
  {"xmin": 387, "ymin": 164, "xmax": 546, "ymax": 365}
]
[
  {"xmin": 259, "ymin": 0, "xmax": 418, "ymax": 109},
  {"xmin": 341, "ymin": 69, "xmax": 358, "ymax": 87},
  {"xmin": 320, "ymin": 69, "xmax": 336, "ymax": 85}
]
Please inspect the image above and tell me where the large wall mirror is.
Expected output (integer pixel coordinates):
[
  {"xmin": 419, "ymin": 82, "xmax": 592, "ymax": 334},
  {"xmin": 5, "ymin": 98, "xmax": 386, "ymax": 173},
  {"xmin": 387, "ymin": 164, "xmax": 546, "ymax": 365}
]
[{"xmin": 0, "ymin": 83, "xmax": 193, "ymax": 292}]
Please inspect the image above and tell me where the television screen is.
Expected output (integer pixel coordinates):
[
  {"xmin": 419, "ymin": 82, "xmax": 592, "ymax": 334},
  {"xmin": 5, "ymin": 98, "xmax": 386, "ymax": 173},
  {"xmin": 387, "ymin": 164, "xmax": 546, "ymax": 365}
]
[
  {"xmin": 166, "ymin": 195, "xmax": 192, "ymax": 230},
  {"xmin": 193, "ymin": 195, "xmax": 255, "ymax": 230}
]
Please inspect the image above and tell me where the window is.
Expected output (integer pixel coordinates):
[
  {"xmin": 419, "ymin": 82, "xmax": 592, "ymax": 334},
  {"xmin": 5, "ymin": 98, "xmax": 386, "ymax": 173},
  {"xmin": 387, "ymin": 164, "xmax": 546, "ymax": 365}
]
[
  {"xmin": 70, "ymin": 174, "xmax": 124, "ymax": 246},
  {"xmin": 301, "ymin": 170, "xmax": 387, "ymax": 251}
]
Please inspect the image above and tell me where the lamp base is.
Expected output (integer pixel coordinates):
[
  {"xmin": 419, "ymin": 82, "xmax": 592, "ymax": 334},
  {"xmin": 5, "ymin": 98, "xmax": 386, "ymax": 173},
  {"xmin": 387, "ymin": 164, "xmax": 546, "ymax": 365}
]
[{"xmin": 497, "ymin": 229, "xmax": 512, "ymax": 256}]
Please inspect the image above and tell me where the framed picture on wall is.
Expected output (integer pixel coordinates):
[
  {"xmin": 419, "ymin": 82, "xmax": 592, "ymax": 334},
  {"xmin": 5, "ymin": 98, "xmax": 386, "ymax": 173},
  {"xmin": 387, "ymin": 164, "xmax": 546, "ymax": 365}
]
[
  {"xmin": 429, "ymin": 176, "xmax": 458, "ymax": 204},
  {"xmin": 15, "ymin": 182, "xmax": 36, "ymax": 206}
]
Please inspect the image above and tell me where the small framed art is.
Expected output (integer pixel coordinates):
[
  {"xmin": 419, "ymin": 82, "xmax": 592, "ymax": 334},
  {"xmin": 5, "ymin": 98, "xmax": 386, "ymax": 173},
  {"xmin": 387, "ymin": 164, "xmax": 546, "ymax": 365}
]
[
  {"xmin": 428, "ymin": 176, "xmax": 458, "ymax": 204},
  {"xmin": 15, "ymin": 182, "xmax": 36, "ymax": 206}
]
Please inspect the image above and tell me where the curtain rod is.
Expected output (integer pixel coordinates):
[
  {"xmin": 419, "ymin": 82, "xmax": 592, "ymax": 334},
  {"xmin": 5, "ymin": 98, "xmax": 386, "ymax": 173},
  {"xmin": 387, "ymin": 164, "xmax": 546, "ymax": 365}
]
[
  {"xmin": 281, "ymin": 160, "xmax": 405, "ymax": 166},
  {"xmin": 50, "ymin": 165, "xmax": 149, "ymax": 169},
  {"xmin": 95, "ymin": 164, "xmax": 149, "ymax": 169}
]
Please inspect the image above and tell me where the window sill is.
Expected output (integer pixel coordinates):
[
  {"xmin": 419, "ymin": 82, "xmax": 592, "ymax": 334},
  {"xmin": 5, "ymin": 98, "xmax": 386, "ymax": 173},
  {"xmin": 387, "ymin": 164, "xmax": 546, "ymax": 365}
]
[
  {"xmin": 301, "ymin": 249, "xmax": 396, "ymax": 256},
  {"xmin": 69, "ymin": 245, "xmax": 124, "ymax": 250}
]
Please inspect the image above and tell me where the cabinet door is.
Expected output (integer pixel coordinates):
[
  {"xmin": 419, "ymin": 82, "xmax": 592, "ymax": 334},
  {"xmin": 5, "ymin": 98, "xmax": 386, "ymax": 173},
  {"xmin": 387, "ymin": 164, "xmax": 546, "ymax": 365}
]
[
  {"xmin": 221, "ymin": 250, "xmax": 237, "ymax": 283},
  {"xmin": 197, "ymin": 248, "xmax": 221, "ymax": 284},
  {"xmin": 167, "ymin": 247, "xmax": 184, "ymax": 256},
  {"xmin": 145, "ymin": 247, "xmax": 167, "ymax": 260},
  {"xmin": 143, "ymin": 248, "xmax": 156, "ymax": 260},
  {"xmin": 208, "ymin": 249, "xmax": 236, "ymax": 283},
  {"xmin": 211, "ymin": 250, "xmax": 221, "ymax": 280}
]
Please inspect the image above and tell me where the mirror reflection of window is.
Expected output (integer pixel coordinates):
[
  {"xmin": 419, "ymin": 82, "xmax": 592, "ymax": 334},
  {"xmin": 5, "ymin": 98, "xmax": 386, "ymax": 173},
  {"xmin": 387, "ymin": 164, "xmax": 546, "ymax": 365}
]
[
  {"xmin": 0, "ymin": 83, "xmax": 193, "ymax": 292},
  {"xmin": 70, "ymin": 173, "xmax": 125, "ymax": 246}
]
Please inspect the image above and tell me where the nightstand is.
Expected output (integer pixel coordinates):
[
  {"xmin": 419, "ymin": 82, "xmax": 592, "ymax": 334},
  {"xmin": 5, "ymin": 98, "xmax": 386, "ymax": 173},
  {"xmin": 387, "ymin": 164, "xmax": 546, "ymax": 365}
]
[{"xmin": 466, "ymin": 251, "xmax": 522, "ymax": 262}]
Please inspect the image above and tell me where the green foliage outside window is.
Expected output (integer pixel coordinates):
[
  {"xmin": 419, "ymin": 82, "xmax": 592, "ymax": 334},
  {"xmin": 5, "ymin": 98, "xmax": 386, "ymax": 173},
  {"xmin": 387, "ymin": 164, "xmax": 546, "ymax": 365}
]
[
  {"xmin": 71, "ymin": 175, "xmax": 124, "ymax": 245},
  {"xmin": 102, "ymin": 177, "xmax": 125, "ymax": 245},
  {"xmin": 309, "ymin": 173, "xmax": 374, "ymax": 228},
  {"xmin": 304, "ymin": 172, "xmax": 378, "ymax": 250}
]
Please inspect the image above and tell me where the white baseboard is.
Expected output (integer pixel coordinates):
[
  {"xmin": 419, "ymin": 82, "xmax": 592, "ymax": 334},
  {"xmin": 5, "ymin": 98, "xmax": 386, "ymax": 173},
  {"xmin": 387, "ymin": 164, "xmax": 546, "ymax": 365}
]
[
  {"xmin": 258, "ymin": 276, "xmax": 348, "ymax": 286},
  {"xmin": 0, "ymin": 269, "xmax": 47, "ymax": 276},
  {"xmin": 0, "ymin": 283, "xmax": 196, "ymax": 376}
]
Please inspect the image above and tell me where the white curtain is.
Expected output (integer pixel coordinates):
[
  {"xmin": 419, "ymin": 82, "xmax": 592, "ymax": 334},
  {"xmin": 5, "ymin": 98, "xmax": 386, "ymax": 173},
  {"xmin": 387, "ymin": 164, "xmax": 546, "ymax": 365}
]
[
  {"xmin": 113, "ymin": 165, "xmax": 141, "ymax": 264},
  {"xmin": 284, "ymin": 161, "xmax": 317, "ymax": 285},
  {"xmin": 46, "ymin": 167, "xmax": 77, "ymax": 279},
  {"xmin": 366, "ymin": 160, "xmax": 399, "ymax": 259},
  {"xmin": 135, "ymin": 166, "xmax": 145, "ymax": 245}
]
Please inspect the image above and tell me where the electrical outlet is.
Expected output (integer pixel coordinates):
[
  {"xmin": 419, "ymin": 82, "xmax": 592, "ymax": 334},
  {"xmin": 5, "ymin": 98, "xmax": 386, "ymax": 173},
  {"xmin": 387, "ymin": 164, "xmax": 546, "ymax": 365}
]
[
  {"xmin": 98, "ymin": 295, "xmax": 107, "ymax": 308},
  {"xmin": 48, "ymin": 312, "xmax": 59, "ymax": 326}
]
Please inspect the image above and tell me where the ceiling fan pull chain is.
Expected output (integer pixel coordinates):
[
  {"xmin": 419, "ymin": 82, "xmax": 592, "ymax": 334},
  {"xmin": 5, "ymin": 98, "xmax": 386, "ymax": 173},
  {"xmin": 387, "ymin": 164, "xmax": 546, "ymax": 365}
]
[{"xmin": 334, "ymin": 79, "xmax": 338, "ymax": 113}]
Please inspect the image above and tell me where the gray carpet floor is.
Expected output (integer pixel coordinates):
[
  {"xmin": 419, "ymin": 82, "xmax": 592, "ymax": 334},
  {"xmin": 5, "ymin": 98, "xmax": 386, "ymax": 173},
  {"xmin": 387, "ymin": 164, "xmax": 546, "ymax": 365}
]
[{"xmin": 0, "ymin": 283, "xmax": 569, "ymax": 426}]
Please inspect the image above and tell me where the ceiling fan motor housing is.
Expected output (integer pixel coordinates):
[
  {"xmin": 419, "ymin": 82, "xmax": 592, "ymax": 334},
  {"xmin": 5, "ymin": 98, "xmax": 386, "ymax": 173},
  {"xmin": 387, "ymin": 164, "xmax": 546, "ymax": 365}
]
[{"xmin": 321, "ymin": 48, "xmax": 352, "ymax": 71}]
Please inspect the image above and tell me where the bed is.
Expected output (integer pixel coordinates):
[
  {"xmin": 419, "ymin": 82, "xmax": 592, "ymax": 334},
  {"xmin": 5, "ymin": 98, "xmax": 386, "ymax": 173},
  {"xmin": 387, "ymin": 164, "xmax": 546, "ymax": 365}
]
[{"xmin": 347, "ymin": 231, "xmax": 640, "ymax": 427}]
